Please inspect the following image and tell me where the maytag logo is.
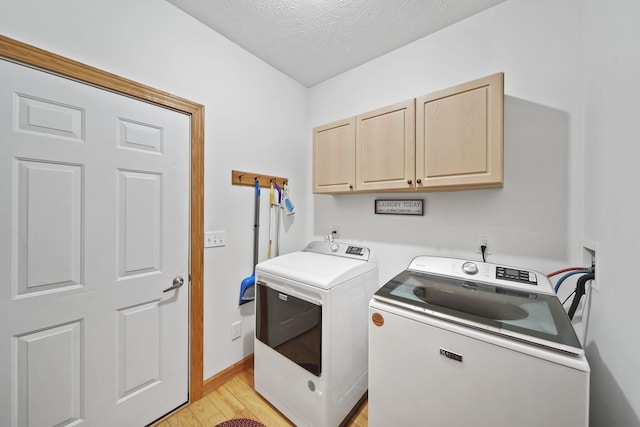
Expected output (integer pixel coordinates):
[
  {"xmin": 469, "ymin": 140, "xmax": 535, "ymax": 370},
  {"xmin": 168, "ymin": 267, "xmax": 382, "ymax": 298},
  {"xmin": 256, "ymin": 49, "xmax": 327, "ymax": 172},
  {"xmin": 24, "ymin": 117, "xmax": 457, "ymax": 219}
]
[{"xmin": 440, "ymin": 348, "xmax": 463, "ymax": 362}]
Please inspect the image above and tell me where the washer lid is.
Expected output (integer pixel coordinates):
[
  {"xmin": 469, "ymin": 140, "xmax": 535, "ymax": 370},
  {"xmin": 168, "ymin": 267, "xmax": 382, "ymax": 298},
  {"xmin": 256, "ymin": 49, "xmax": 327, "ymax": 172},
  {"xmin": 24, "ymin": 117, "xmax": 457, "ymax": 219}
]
[
  {"xmin": 255, "ymin": 250, "xmax": 377, "ymax": 289},
  {"xmin": 373, "ymin": 268, "xmax": 583, "ymax": 354}
]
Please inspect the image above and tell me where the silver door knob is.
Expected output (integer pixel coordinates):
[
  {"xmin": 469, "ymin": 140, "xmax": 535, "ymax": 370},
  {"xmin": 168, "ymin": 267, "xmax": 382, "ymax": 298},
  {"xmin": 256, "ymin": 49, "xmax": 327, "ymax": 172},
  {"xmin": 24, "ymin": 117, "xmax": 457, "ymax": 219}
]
[{"xmin": 163, "ymin": 276, "xmax": 185, "ymax": 292}]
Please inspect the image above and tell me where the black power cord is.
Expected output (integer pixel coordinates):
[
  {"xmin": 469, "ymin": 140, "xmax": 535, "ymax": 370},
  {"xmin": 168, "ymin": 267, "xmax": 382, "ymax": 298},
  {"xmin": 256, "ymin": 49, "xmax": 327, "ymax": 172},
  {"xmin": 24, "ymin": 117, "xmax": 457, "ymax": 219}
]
[
  {"xmin": 480, "ymin": 244, "xmax": 487, "ymax": 262},
  {"xmin": 567, "ymin": 271, "xmax": 595, "ymax": 320}
]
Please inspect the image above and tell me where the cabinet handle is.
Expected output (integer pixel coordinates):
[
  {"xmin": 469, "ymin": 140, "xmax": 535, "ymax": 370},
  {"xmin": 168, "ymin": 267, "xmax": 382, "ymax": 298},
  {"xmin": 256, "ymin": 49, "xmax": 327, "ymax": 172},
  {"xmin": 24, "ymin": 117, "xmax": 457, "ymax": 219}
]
[
  {"xmin": 407, "ymin": 180, "xmax": 412, "ymax": 185},
  {"xmin": 417, "ymin": 179, "xmax": 422, "ymax": 184}
]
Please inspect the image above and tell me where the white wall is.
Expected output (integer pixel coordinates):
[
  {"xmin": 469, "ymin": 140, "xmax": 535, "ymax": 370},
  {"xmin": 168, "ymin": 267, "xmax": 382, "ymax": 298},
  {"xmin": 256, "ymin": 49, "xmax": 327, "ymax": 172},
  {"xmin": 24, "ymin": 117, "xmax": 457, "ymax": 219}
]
[
  {"xmin": 307, "ymin": 0, "xmax": 640, "ymax": 425},
  {"xmin": 583, "ymin": 0, "xmax": 640, "ymax": 425},
  {"xmin": 309, "ymin": 0, "xmax": 585, "ymax": 284},
  {"xmin": 0, "ymin": 0, "xmax": 309, "ymax": 379}
]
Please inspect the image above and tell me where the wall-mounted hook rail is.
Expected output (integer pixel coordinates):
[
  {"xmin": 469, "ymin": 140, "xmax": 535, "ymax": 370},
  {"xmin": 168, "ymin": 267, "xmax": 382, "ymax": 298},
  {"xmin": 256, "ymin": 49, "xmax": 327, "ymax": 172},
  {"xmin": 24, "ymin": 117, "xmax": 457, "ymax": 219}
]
[{"xmin": 232, "ymin": 170, "xmax": 288, "ymax": 189}]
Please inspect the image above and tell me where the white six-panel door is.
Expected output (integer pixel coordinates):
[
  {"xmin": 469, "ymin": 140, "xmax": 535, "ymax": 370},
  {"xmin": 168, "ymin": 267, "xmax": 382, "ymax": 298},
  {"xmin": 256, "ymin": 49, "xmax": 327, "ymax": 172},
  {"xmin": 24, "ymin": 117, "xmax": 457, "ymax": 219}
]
[{"xmin": 0, "ymin": 59, "xmax": 190, "ymax": 426}]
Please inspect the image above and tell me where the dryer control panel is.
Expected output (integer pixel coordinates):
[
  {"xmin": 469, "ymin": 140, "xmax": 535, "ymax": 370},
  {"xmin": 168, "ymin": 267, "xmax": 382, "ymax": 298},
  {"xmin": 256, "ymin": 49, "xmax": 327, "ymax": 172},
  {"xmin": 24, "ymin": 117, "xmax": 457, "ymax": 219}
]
[{"xmin": 303, "ymin": 240, "xmax": 370, "ymax": 261}]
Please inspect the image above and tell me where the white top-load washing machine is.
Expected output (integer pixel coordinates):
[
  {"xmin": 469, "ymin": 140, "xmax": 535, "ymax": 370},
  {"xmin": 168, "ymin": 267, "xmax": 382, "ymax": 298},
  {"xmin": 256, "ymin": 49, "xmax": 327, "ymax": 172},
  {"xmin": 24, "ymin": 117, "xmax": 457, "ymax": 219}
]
[
  {"xmin": 369, "ymin": 256, "xmax": 590, "ymax": 427},
  {"xmin": 254, "ymin": 240, "xmax": 378, "ymax": 427}
]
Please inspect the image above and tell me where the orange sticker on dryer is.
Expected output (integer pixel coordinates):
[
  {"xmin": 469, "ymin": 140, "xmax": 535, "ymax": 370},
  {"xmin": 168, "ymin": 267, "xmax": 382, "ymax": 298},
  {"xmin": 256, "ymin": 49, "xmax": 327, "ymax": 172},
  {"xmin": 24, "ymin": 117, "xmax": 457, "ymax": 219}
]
[{"xmin": 371, "ymin": 312, "xmax": 384, "ymax": 327}]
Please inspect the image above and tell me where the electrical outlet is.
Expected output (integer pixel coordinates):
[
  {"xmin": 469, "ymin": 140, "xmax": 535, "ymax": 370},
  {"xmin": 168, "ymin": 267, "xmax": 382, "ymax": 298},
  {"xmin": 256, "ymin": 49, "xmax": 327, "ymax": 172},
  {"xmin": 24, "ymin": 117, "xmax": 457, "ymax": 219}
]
[
  {"xmin": 231, "ymin": 321, "xmax": 241, "ymax": 341},
  {"xmin": 475, "ymin": 234, "xmax": 491, "ymax": 254},
  {"xmin": 205, "ymin": 230, "xmax": 226, "ymax": 248}
]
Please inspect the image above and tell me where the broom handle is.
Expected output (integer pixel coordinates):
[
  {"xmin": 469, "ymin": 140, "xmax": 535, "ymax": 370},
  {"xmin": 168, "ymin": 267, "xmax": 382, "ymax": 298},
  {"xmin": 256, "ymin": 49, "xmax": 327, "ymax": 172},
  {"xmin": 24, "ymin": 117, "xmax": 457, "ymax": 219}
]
[{"xmin": 253, "ymin": 180, "xmax": 260, "ymax": 269}]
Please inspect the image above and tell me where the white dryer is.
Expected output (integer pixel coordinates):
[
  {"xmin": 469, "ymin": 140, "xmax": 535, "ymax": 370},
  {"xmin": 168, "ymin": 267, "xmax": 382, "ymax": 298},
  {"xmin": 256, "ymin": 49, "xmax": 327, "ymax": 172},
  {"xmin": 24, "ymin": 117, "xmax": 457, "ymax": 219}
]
[
  {"xmin": 369, "ymin": 256, "xmax": 590, "ymax": 427},
  {"xmin": 254, "ymin": 241, "xmax": 378, "ymax": 427}
]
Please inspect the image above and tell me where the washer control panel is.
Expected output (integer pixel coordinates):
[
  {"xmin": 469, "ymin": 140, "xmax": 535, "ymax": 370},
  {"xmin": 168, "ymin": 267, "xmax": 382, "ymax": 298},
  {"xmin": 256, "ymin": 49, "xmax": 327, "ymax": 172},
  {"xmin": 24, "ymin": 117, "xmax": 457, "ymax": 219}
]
[
  {"xmin": 407, "ymin": 256, "xmax": 553, "ymax": 293},
  {"xmin": 496, "ymin": 266, "xmax": 537, "ymax": 285}
]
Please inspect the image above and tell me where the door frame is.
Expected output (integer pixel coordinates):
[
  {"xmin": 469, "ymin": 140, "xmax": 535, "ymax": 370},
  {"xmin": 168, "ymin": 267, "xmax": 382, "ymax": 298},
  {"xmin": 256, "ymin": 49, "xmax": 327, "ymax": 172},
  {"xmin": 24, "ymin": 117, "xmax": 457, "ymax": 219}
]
[{"xmin": 0, "ymin": 35, "xmax": 206, "ymax": 402}]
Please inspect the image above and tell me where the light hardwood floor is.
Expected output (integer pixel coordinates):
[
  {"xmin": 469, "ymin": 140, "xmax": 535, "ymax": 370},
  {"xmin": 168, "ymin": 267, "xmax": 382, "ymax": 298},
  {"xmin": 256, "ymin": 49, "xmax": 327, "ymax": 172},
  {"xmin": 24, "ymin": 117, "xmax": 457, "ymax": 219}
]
[{"xmin": 153, "ymin": 365, "xmax": 368, "ymax": 427}]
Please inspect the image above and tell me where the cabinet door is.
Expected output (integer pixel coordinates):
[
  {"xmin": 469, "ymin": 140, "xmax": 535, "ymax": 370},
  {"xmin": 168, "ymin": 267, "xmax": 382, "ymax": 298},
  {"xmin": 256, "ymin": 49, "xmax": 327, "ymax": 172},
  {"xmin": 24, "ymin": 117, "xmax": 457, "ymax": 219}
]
[
  {"xmin": 356, "ymin": 100, "xmax": 415, "ymax": 192},
  {"xmin": 313, "ymin": 117, "xmax": 356, "ymax": 193},
  {"xmin": 416, "ymin": 72, "xmax": 503, "ymax": 190}
]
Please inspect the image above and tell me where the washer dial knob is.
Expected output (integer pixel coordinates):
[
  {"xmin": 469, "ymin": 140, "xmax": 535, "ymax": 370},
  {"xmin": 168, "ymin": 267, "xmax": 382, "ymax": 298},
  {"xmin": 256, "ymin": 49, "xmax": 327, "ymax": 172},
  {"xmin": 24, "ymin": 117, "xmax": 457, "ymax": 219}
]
[
  {"xmin": 330, "ymin": 242, "xmax": 340, "ymax": 252},
  {"xmin": 462, "ymin": 261, "xmax": 479, "ymax": 275}
]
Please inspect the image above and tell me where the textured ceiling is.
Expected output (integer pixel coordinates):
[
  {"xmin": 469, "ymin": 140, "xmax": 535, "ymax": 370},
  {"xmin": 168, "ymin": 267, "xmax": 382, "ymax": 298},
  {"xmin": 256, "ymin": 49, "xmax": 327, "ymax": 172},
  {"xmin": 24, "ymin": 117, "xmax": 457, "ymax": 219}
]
[{"xmin": 166, "ymin": 0, "xmax": 506, "ymax": 87}]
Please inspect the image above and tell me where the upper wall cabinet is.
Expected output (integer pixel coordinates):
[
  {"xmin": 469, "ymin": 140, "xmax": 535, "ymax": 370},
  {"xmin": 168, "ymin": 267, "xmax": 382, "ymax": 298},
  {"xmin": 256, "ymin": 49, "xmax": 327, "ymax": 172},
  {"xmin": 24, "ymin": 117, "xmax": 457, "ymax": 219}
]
[
  {"xmin": 355, "ymin": 100, "xmax": 415, "ymax": 192},
  {"xmin": 313, "ymin": 101, "xmax": 415, "ymax": 194},
  {"xmin": 313, "ymin": 117, "xmax": 356, "ymax": 193},
  {"xmin": 416, "ymin": 72, "xmax": 504, "ymax": 191},
  {"xmin": 312, "ymin": 72, "xmax": 504, "ymax": 194}
]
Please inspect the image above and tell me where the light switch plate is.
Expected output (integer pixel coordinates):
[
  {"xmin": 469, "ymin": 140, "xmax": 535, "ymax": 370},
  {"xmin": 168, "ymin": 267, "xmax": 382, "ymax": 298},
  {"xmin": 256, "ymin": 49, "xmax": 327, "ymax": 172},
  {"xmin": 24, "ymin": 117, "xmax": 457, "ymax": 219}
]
[{"xmin": 205, "ymin": 231, "xmax": 226, "ymax": 248}]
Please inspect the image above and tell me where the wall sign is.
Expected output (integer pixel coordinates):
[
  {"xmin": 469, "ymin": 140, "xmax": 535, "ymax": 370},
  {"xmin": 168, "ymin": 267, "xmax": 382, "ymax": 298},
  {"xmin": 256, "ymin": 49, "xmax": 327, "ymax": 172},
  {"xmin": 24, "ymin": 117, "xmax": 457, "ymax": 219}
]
[{"xmin": 375, "ymin": 199, "xmax": 424, "ymax": 215}]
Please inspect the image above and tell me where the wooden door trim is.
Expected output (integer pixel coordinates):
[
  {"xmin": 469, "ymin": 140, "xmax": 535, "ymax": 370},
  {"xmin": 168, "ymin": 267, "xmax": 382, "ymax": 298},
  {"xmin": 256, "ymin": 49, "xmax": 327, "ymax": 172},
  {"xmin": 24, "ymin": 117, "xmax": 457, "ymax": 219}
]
[{"xmin": 0, "ymin": 35, "xmax": 205, "ymax": 401}]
